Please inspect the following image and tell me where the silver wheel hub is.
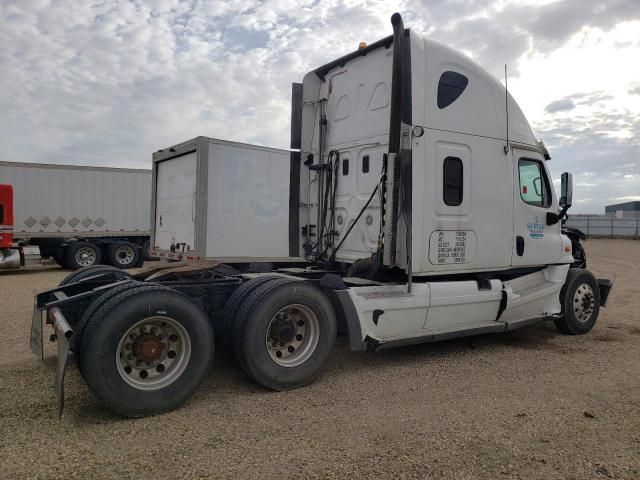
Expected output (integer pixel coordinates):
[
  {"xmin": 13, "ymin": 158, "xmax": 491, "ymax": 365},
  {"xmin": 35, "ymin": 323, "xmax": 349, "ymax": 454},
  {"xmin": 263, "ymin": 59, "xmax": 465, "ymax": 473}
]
[
  {"xmin": 75, "ymin": 246, "xmax": 96, "ymax": 266},
  {"xmin": 266, "ymin": 304, "xmax": 320, "ymax": 367},
  {"xmin": 115, "ymin": 245, "xmax": 135, "ymax": 265},
  {"xmin": 573, "ymin": 283, "xmax": 595, "ymax": 323},
  {"xmin": 116, "ymin": 316, "xmax": 191, "ymax": 390}
]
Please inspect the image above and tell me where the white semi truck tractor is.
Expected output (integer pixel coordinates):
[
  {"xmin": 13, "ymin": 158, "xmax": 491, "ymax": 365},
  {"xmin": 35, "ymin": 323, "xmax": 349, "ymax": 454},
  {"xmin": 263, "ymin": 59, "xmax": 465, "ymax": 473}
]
[{"xmin": 31, "ymin": 14, "xmax": 612, "ymax": 418}]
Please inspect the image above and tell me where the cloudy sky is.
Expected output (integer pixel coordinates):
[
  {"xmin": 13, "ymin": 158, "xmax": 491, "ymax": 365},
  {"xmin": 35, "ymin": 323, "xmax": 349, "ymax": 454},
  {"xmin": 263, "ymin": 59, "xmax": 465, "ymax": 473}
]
[{"xmin": 1, "ymin": 0, "xmax": 639, "ymax": 213}]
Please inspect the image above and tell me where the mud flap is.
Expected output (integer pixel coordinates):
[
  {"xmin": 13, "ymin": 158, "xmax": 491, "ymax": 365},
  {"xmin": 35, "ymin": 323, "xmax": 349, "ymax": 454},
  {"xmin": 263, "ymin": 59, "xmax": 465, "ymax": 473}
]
[
  {"xmin": 597, "ymin": 278, "xmax": 613, "ymax": 307},
  {"xmin": 53, "ymin": 312, "xmax": 73, "ymax": 418},
  {"xmin": 29, "ymin": 301, "xmax": 44, "ymax": 361}
]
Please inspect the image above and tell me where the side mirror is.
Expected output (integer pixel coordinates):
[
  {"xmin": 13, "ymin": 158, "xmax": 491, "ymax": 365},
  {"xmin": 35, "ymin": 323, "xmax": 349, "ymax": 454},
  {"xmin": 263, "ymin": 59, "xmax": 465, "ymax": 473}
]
[{"xmin": 560, "ymin": 172, "xmax": 573, "ymax": 209}]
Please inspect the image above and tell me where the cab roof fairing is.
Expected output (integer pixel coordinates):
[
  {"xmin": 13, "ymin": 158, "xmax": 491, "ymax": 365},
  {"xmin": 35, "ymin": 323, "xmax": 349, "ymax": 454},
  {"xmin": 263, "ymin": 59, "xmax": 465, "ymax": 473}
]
[{"xmin": 302, "ymin": 30, "xmax": 543, "ymax": 152}]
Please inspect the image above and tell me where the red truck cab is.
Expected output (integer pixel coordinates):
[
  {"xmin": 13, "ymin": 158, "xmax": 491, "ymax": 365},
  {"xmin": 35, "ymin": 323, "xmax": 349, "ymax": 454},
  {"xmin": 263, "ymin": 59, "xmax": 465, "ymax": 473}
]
[{"xmin": 0, "ymin": 184, "xmax": 14, "ymax": 248}]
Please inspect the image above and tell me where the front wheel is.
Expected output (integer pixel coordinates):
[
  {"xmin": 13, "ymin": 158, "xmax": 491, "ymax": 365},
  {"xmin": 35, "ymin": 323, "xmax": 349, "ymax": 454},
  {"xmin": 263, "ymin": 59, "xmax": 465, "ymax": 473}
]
[
  {"xmin": 80, "ymin": 287, "xmax": 214, "ymax": 417},
  {"xmin": 233, "ymin": 280, "xmax": 337, "ymax": 391},
  {"xmin": 554, "ymin": 269, "xmax": 601, "ymax": 335}
]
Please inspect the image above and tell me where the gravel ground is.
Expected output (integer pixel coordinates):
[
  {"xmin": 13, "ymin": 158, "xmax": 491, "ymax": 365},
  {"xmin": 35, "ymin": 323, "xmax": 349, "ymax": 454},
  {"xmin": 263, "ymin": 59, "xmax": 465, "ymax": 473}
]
[{"xmin": 1, "ymin": 239, "xmax": 639, "ymax": 479}]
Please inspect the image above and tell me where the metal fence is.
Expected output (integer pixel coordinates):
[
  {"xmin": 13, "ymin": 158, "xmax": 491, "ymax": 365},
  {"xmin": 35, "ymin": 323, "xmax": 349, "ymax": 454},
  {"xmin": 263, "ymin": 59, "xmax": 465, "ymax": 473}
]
[{"xmin": 565, "ymin": 214, "xmax": 640, "ymax": 237}]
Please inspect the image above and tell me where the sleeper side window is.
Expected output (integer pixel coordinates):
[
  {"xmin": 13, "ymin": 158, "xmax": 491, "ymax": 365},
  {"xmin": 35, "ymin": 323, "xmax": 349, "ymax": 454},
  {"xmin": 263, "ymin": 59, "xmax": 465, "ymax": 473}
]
[
  {"xmin": 437, "ymin": 71, "xmax": 468, "ymax": 109},
  {"xmin": 518, "ymin": 159, "xmax": 551, "ymax": 208},
  {"xmin": 0, "ymin": 204, "xmax": 3, "ymax": 224},
  {"xmin": 443, "ymin": 157, "xmax": 463, "ymax": 206}
]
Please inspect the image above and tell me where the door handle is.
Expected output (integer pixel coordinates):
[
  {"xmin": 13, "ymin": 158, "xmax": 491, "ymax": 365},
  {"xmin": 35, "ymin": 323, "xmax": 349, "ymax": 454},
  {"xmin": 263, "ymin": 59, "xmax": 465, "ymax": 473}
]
[{"xmin": 516, "ymin": 236, "xmax": 525, "ymax": 256}]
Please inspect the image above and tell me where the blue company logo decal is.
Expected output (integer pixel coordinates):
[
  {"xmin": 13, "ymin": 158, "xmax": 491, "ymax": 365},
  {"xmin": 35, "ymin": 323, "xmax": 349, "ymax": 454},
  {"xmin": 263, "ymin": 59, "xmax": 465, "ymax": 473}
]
[{"xmin": 527, "ymin": 216, "xmax": 545, "ymax": 239}]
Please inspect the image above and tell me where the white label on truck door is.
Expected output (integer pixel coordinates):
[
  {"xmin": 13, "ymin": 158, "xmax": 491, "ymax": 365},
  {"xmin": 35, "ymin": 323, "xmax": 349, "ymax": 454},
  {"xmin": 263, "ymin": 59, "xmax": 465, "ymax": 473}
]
[{"xmin": 428, "ymin": 230, "xmax": 476, "ymax": 265}]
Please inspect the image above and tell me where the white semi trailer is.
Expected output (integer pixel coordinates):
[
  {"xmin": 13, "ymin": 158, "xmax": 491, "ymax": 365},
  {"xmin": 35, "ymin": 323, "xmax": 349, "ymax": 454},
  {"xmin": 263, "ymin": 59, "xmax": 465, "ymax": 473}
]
[
  {"xmin": 0, "ymin": 161, "xmax": 151, "ymax": 270},
  {"xmin": 31, "ymin": 14, "xmax": 612, "ymax": 418}
]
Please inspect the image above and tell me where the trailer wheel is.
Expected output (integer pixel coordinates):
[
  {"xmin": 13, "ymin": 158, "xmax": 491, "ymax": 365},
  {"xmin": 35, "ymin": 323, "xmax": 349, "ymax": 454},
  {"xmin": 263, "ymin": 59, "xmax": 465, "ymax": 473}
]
[
  {"xmin": 53, "ymin": 249, "xmax": 67, "ymax": 268},
  {"xmin": 80, "ymin": 286, "xmax": 214, "ymax": 417},
  {"xmin": 233, "ymin": 280, "xmax": 336, "ymax": 391},
  {"xmin": 106, "ymin": 241, "xmax": 139, "ymax": 269},
  {"xmin": 554, "ymin": 269, "xmax": 601, "ymax": 335},
  {"xmin": 65, "ymin": 241, "xmax": 101, "ymax": 270},
  {"xmin": 59, "ymin": 264, "xmax": 131, "ymax": 287}
]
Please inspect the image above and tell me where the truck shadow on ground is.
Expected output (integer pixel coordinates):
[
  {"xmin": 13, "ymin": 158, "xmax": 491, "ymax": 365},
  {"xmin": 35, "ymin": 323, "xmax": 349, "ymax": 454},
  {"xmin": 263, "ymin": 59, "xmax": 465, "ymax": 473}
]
[{"xmin": 61, "ymin": 319, "xmax": 613, "ymax": 423}]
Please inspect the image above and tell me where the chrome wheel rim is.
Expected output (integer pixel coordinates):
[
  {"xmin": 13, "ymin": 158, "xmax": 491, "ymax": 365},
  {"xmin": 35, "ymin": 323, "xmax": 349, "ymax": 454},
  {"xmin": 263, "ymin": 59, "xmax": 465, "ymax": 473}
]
[
  {"xmin": 75, "ymin": 246, "xmax": 97, "ymax": 266},
  {"xmin": 265, "ymin": 304, "xmax": 320, "ymax": 367},
  {"xmin": 573, "ymin": 283, "xmax": 596, "ymax": 323},
  {"xmin": 115, "ymin": 245, "xmax": 135, "ymax": 265},
  {"xmin": 116, "ymin": 316, "xmax": 191, "ymax": 390}
]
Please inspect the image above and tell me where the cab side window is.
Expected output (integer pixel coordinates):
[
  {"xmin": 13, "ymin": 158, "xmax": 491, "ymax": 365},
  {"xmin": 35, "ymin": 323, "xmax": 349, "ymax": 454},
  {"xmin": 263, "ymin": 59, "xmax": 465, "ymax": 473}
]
[
  {"xmin": 518, "ymin": 159, "xmax": 551, "ymax": 208},
  {"xmin": 443, "ymin": 156, "xmax": 463, "ymax": 206}
]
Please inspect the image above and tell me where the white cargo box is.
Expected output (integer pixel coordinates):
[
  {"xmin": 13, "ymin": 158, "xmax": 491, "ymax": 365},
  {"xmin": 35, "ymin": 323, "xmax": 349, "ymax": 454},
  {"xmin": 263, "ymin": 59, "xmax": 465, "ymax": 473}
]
[{"xmin": 151, "ymin": 137, "xmax": 290, "ymax": 260}]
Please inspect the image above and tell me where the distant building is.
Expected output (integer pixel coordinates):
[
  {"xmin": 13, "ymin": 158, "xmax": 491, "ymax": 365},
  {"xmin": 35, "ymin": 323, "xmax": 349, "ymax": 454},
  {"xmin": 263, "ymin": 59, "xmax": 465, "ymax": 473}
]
[{"xmin": 605, "ymin": 201, "xmax": 640, "ymax": 217}]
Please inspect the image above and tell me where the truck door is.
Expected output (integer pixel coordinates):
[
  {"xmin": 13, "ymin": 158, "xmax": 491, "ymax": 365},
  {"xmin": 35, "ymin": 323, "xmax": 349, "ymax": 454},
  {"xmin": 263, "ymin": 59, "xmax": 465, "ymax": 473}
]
[
  {"xmin": 511, "ymin": 149, "xmax": 562, "ymax": 266},
  {"xmin": 154, "ymin": 152, "xmax": 197, "ymax": 252}
]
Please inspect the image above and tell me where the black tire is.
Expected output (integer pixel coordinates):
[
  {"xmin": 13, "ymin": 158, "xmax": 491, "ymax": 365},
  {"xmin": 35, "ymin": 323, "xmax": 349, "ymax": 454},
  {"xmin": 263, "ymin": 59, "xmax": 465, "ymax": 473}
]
[
  {"xmin": 106, "ymin": 241, "xmax": 140, "ymax": 269},
  {"xmin": 72, "ymin": 280, "xmax": 144, "ymax": 367},
  {"xmin": 554, "ymin": 269, "xmax": 600, "ymax": 335},
  {"xmin": 222, "ymin": 275, "xmax": 288, "ymax": 341},
  {"xmin": 59, "ymin": 264, "xmax": 130, "ymax": 287},
  {"xmin": 232, "ymin": 279, "xmax": 336, "ymax": 391},
  {"xmin": 64, "ymin": 241, "xmax": 102, "ymax": 270},
  {"xmin": 80, "ymin": 286, "xmax": 214, "ymax": 417},
  {"xmin": 53, "ymin": 248, "xmax": 67, "ymax": 268}
]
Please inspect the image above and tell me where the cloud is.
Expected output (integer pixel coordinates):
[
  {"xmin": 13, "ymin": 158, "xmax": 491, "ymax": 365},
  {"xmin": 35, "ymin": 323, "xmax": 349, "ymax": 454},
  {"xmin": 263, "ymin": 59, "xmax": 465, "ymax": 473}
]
[
  {"xmin": 0, "ymin": 0, "xmax": 639, "ymax": 214},
  {"xmin": 546, "ymin": 99, "xmax": 576, "ymax": 113}
]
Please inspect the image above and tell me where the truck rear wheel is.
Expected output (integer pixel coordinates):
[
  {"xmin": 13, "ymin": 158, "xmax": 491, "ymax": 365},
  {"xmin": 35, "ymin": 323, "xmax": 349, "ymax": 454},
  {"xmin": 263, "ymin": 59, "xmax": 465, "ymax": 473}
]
[
  {"xmin": 106, "ymin": 241, "xmax": 140, "ymax": 269},
  {"xmin": 223, "ymin": 275, "xmax": 290, "ymax": 341},
  {"xmin": 233, "ymin": 279, "xmax": 336, "ymax": 391},
  {"xmin": 72, "ymin": 280, "xmax": 144, "ymax": 369},
  {"xmin": 59, "ymin": 264, "xmax": 131, "ymax": 287},
  {"xmin": 64, "ymin": 241, "xmax": 101, "ymax": 270},
  {"xmin": 80, "ymin": 286, "xmax": 214, "ymax": 417},
  {"xmin": 554, "ymin": 269, "xmax": 601, "ymax": 335}
]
